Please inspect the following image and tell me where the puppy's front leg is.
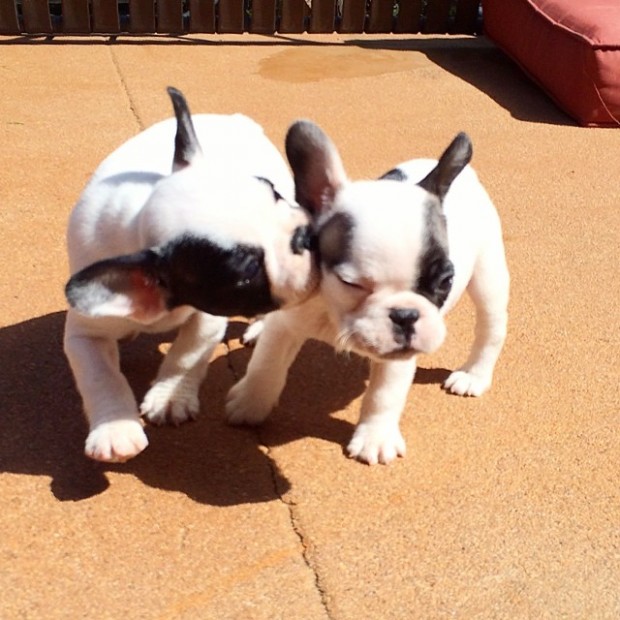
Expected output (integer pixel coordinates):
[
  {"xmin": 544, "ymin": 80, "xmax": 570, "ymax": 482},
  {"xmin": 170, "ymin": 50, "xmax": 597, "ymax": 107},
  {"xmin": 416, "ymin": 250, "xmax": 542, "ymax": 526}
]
[
  {"xmin": 226, "ymin": 311, "xmax": 304, "ymax": 426},
  {"xmin": 348, "ymin": 358, "xmax": 417, "ymax": 465},
  {"xmin": 141, "ymin": 313, "xmax": 227, "ymax": 426},
  {"xmin": 64, "ymin": 314, "xmax": 147, "ymax": 462}
]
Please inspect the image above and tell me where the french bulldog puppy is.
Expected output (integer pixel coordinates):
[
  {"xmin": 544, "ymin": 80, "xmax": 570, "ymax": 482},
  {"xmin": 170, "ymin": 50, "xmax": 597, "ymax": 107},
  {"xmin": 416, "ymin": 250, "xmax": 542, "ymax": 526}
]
[
  {"xmin": 226, "ymin": 120, "xmax": 509, "ymax": 465},
  {"xmin": 64, "ymin": 89, "xmax": 316, "ymax": 463}
]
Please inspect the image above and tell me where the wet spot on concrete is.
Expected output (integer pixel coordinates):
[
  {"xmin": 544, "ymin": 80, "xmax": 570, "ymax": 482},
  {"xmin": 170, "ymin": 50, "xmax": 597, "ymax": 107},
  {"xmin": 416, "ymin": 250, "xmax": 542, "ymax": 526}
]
[{"xmin": 258, "ymin": 46, "xmax": 416, "ymax": 83}]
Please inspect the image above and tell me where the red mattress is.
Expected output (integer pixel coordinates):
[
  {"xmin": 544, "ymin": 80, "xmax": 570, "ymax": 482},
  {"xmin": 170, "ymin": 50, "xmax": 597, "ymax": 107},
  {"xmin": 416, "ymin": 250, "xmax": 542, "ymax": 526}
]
[{"xmin": 483, "ymin": 0, "xmax": 620, "ymax": 127}]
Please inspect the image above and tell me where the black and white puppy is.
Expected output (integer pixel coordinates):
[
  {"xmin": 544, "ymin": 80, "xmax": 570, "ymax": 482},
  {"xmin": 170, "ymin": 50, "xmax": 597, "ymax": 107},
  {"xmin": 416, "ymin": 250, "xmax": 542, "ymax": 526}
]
[
  {"xmin": 226, "ymin": 121, "xmax": 509, "ymax": 465},
  {"xmin": 64, "ymin": 89, "xmax": 317, "ymax": 463}
]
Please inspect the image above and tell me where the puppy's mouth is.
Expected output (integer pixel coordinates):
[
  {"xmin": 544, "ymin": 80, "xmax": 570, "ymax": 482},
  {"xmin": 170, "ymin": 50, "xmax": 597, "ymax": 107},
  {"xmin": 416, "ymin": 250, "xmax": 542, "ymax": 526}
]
[
  {"xmin": 379, "ymin": 346, "xmax": 421, "ymax": 360},
  {"xmin": 336, "ymin": 331, "xmax": 420, "ymax": 361},
  {"xmin": 336, "ymin": 311, "xmax": 446, "ymax": 361}
]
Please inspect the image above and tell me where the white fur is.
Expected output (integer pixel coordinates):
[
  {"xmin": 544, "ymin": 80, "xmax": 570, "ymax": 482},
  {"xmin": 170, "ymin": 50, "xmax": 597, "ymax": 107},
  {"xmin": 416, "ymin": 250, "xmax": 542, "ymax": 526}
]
[
  {"xmin": 65, "ymin": 111, "xmax": 316, "ymax": 462},
  {"xmin": 226, "ymin": 125, "xmax": 509, "ymax": 465}
]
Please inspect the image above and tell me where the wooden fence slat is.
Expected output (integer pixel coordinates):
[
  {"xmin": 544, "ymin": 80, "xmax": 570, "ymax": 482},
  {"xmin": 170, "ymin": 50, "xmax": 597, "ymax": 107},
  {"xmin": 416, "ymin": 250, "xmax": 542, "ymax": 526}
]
[
  {"xmin": 22, "ymin": 0, "xmax": 53, "ymax": 33},
  {"xmin": 367, "ymin": 0, "xmax": 394, "ymax": 33},
  {"xmin": 218, "ymin": 0, "xmax": 244, "ymax": 33},
  {"xmin": 452, "ymin": 0, "xmax": 480, "ymax": 34},
  {"xmin": 158, "ymin": 0, "xmax": 184, "ymax": 33},
  {"xmin": 0, "ymin": 0, "xmax": 19, "ymax": 34},
  {"xmin": 61, "ymin": 0, "xmax": 90, "ymax": 33},
  {"xmin": 279, "ymin": 0, "xmax": 308, "ymax": 33},
  {"xmin": 6, "ymin": 0, "xmax": 482, "ymax": 37},
  {"xmin": 423, "ymin": 0, "xmax": 451, "ymax": 34},
  {"xmin": 129, "ymin": 0, "xmax": 155, "ymax": 32},
  {"xmin": 251, "ymin": 0, "xmax": 276, "ymax": 34},
  {"xmin": 188, "ymin": 0, "xmax": 215, "ymax": 33},
  {"xmin": 395, "ymin": 0, "xmax": 423, "ymax": 34},
  {"xmin": 91, "ymin": 0, "xmax": 120, "ymax": 33},
  {"xmin": 339, "ymin": 0, "xmax": 365, "ymax": 34},
  {"xmin": 309, "ymin": 0, "xmax": 336, "ymax": 33}
]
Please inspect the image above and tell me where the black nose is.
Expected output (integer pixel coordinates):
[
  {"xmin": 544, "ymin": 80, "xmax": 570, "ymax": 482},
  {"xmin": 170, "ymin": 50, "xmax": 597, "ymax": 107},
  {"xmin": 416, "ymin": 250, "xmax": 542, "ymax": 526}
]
[{"xmin": 389, "ymin": 308, "xmax": 420, "ymax": 343}]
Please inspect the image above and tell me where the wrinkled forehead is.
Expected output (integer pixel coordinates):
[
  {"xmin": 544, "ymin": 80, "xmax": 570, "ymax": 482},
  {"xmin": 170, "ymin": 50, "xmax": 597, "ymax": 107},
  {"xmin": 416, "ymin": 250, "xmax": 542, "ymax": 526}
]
[{"xmin": 319, "ymin": 181, "xmax": 431, "ymax": 271}]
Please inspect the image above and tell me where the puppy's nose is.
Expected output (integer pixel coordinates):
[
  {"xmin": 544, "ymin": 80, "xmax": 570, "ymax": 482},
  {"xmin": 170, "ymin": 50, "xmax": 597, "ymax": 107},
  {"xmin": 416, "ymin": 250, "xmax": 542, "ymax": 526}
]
[
  {"xmin": 389, "ymin": 308, "xmax": 420, "ymax": 328},
  {"xmin": 389, "ymin": 308, "xmax": 420, "ymax": 342}
]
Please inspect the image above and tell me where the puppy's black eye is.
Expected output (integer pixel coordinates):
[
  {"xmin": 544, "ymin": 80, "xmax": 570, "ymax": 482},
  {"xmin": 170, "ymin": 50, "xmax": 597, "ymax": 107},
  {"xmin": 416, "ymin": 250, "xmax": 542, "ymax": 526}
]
[
  {"xmin": 437, "ymin": 269, "xmax": 454, "ymax": 291},
  {"xmin": 291, "ymin": 226, "xmax": 311, "ymax": 254},
  {"xmin": 235, "ymin": 254, "xmax": 261, "ymax": 286},
  {"xmin": 433, "ymin": 261, "xmax": 454, "ymax": 294},
  {"xmin": 416, "ymin": 259, "xmax": 454, "ymax": 307}
]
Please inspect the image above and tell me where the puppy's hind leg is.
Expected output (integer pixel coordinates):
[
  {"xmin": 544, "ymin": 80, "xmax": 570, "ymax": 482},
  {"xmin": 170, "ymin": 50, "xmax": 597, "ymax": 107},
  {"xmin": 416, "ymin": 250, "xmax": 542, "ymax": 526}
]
[
  {"xmin": 141, "ymin": 313, "xmax": 227, "ymax": 426},
  {"xmin": 445, "ymin": 243, "xmax": 509, "ymax": 397}
]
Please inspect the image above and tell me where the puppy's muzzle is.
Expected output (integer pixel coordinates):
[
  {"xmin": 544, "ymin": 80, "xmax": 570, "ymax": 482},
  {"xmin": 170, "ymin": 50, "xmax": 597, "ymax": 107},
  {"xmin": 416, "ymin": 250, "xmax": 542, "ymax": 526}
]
[{"xmin": 389, "ymin": 307, "xmax": 420, "ymax": 347}]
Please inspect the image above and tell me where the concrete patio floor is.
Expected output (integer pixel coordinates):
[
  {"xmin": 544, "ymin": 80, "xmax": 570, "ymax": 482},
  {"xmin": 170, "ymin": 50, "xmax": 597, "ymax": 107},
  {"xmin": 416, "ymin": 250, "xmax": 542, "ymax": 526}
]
[{"xmin": 0, "ymin": 33, "xmax": 618, "ymax": 619}]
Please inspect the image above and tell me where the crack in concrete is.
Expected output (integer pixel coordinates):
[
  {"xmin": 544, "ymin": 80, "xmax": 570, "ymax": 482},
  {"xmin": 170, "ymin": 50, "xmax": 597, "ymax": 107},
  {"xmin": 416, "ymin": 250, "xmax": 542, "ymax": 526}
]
[
  {"xmin": 222, "ymin": 338, "xmax": 332, "ymax": 617},
  {"xmin": 107, "ymin": 45, "xmax": 144, "ymax": 131},
  {"xmin": 223, "ymin": 336, "xmax": 240, "ymax": 382},
  {"xmin": 261, "ymin": 436, "xmax": 333, "ymax": 619}
]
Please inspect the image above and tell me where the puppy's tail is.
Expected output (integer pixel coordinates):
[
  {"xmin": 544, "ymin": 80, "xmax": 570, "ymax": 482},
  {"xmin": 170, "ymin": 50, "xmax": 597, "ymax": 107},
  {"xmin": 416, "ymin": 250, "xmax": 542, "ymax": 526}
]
[{"xmin": 167, "ymin": 86, "xmax": 203, "ymax": 172}]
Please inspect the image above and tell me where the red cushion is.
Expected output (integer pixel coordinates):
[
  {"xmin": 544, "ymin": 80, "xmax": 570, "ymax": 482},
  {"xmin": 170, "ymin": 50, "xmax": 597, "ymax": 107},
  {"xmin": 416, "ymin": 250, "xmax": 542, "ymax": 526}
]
[{"xmin": 483, "ymin": 0, "xmax": 620, "ymax": 127}]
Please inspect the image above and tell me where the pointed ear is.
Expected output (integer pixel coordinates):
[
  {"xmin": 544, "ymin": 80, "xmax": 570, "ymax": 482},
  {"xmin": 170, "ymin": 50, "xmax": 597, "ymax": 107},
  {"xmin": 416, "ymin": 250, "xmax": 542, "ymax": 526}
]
[
  {"xmin": 167, "ymin": 86, "xmax": 203, "ymax": 172},
  {"xmin": 418, "ymin": 132, "xmax": 473, "ymax": 201},
  {"xmin": 65, "ymin": 250, "xmax": 170, "ymax": 324},
  {"xmin": 285, "ymin": 120, "xmax": 348, "ymax": 215}
]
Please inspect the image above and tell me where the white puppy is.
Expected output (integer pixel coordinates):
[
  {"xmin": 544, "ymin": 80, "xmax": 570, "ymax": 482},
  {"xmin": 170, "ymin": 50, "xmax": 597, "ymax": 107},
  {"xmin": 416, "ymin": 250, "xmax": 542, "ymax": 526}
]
[
  {"xmin": 64, "ymin": 89, "xmax": 317, "ymax": 463},
  {"xmin": 226, "ymin": 121, "xmax": 509, "ymax": 465}
]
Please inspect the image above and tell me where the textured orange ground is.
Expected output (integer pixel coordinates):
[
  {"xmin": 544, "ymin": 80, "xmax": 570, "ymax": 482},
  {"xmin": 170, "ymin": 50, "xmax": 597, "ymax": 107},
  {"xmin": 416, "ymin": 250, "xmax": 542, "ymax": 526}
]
[{"xmin": 1, "ymin": 34, "xmax": 618, "ymax": 619}]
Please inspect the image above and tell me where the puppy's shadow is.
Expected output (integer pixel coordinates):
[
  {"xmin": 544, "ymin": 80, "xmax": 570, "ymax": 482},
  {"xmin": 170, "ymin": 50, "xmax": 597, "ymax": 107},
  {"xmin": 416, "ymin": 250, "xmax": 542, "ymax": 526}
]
[
  {"xmin": 350, "ymin": 37, "xmax": 574, "ymax": 126},
  {"xmin": 0, "ymin": 313, "xmax": 289, "ymax": 505},
  {"xmin": 0, "ymin": 313, "xmax": 449, "ymax": 504},
  {"xmin": 415, "ymin": 366, "xmax": 451, "ymax": 386},
  {"xmin": 226, "ymin": 321, "xmax": 370, "ymax": 454},
  {"xmin": 225, "ymin": 322, "xmax": 452, "ymax": 454}
]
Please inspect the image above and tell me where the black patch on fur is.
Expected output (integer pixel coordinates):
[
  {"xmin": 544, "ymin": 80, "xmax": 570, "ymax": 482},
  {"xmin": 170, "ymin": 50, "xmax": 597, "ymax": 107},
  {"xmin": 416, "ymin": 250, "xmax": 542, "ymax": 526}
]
[
  {"xmin": 317, "ymin": 212, "xmax": 355, "ymax": 269},
  {"xmin": 415, "ymin": 202, "xmax": 454, "ymax": 308},
  {"xmin": 65, "ymin": 250, "xmax": 162, "ymax": 313},
  {"xmin": 160, "ymin": 235, "xmax": 279, "ymax": 316},
  {"xmin": 418, "ymin": 132, "xmax": 472, "ymax": 201},
  {"xmin": 167, "ymin": 86, "xmax": 202, "ymax": 171},
  {"xmin": 285, "ymin": 120, "xmax": 339, "ymax": 215},
  {"xmin": 379, "ymin": 167, "xmax": 408, "ymax": 182},
  {"xmin": 254, "ymin": 176, "xmax": 284, "ymax": 202}
]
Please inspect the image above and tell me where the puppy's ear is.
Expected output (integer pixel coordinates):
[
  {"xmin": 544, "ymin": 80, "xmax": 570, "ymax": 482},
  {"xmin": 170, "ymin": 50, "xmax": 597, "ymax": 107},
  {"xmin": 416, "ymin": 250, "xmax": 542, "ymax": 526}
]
[
  {"xmin": 418, "ymin": 132, "xmax": 472, "ymax": 201},
  {"xmin": 167, "ymin": 86, "xmax": 203, "ymax": 172},
  {"xmin": 285, "ymin": 120, "xmax": 348, "ymax": 215},
  {"xmin": 65, "ymin": 250, "xmax": 170, "ymax": 324}
]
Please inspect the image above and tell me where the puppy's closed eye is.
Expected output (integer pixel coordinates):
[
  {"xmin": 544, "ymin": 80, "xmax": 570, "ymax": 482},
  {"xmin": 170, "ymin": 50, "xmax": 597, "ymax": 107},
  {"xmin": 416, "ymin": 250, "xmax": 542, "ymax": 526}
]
[
  {"xmin": 338, "ymin": 276, "xmax": 362, "ymax": 289},
  {"xmin": 335, "ymin": 272, "xmax": 372, "ymax": 294}
]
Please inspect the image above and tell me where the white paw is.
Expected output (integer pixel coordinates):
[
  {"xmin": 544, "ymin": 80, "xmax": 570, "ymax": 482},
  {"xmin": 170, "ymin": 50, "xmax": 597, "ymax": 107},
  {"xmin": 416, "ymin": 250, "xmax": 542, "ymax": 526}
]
[
  {"xmin": 85, "ymin": 419, "xmax": 148, "ymax": 463},
  {"xmin": 225, "ymin": 378, "xmax": 273, "ymax": 426},
  {"xmin": 444, "ymin": 370, "xmax": 491, "ymax": 397},
  {"xmin": 140, "ymin": 378, "xmax": 200, "ymax": 426},
  {"xmin": 241, "ymin": 319, "xmax": 264, "ymax": 346},
  {"xmin": 347, "ymin": 422, "xmax": 406, "ymax": 465}
]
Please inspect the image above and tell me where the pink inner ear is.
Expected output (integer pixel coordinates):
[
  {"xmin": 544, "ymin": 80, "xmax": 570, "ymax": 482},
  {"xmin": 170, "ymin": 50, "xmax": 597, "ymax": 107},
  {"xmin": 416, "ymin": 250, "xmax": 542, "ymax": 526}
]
[{"xmin": 128, "ymin": 271, "xmax": 166, "ymax": 322}]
